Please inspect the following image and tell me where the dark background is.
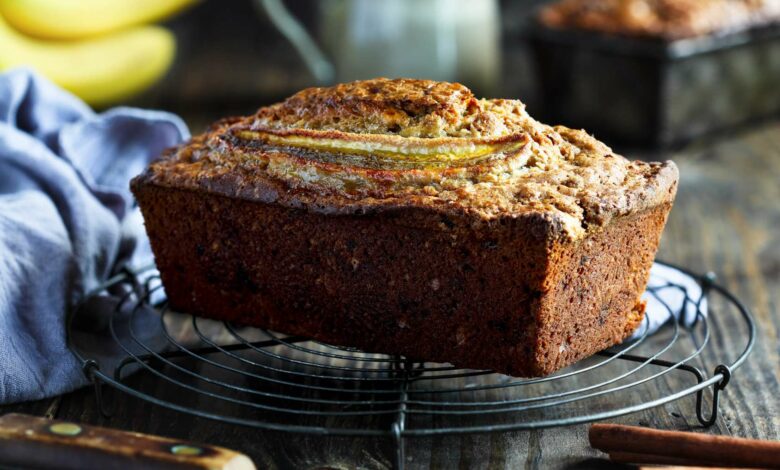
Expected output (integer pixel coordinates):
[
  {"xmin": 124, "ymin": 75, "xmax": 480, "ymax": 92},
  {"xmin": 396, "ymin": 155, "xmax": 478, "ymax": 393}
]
[{"xmin": 134, "ymin": 0, "xmax": 548, "ymax": 128}]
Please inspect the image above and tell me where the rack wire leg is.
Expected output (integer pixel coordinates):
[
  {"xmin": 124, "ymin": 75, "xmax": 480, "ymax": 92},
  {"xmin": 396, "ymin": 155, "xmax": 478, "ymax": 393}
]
[
  {"xmin": 391, "ymin": 357, "xmax": 413, "ymax": 470},
  {"xmin": 393, "ymin": 422, "xmax": 406, "ymax": 470},
  {"xmin": 697, "ymin": 365, "xmax": 731, "ymax": 427},
  {"xmin": 83, "ymin": 360, "xmax": 114, "ymax": 419}
]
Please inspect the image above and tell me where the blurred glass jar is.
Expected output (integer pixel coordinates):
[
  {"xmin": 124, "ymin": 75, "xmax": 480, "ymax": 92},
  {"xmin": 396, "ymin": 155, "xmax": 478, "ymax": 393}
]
[{"xmin": 259, "ymin": 0, "xmax": 500, "ymax": 94}]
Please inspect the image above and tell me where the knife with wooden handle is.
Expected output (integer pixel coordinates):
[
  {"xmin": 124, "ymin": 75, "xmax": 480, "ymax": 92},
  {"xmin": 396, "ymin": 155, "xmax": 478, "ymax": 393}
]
[{"xmin": 0, "ymin": 413, "xmax": 255, "ymax": 470}]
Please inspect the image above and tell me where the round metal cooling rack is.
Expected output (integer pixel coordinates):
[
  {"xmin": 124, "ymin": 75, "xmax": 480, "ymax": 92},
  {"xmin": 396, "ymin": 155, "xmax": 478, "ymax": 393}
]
[{"xmin": 68, "ymin": 261, "xmax": 755, "ymax": 469}]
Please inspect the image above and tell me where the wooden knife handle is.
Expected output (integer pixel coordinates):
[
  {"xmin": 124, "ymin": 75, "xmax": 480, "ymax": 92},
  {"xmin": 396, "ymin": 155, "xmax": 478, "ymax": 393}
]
[{"xmin": 0, "ymin": 413, "xmax": 255, "ymax": 470}]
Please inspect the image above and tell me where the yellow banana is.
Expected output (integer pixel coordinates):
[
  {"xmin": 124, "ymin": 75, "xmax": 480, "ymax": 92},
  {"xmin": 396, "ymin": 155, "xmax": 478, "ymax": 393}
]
[
  {"xmin": 0, "ymin": 15, "xmax": 175, "ymax": 106},
  {"xmin": 0, "ymin": 0, "xmax": 197, "ymax": 39}
]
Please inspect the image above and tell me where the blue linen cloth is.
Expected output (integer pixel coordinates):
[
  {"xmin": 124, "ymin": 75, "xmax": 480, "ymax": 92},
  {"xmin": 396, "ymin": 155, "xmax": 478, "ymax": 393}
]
[{"xmin": 0, "ymin": 69, "xmax": 188, "ymax": 404}]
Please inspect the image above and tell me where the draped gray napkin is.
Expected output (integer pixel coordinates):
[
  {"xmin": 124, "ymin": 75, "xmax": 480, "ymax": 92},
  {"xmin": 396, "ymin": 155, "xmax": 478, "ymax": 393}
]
[{"xmin": 0, "ymin": 69, "xmax": 188, "ymax": 404}]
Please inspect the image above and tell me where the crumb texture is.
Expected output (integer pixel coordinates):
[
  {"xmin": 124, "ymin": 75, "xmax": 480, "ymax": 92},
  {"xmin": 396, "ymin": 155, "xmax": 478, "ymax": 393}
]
[
  {"xmin": 540, "ymin": 0, "xmax": 780, "ymax": 39},
  {"xmin": 133, "ymin": 78, "xmax": 677, "ymax": 240}
]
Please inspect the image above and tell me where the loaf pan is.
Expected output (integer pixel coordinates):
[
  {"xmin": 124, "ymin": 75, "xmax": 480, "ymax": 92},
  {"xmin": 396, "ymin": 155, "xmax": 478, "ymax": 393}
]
[{"xmin": 528, "ymin": 22, "xmax": 780, "ymax": 147}]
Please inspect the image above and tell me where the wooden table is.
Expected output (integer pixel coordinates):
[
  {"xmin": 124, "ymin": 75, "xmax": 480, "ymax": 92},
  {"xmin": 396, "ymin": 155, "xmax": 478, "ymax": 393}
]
[{"xmin": 3, "ymin": 119, "xmax": 779, "ymax": 469}]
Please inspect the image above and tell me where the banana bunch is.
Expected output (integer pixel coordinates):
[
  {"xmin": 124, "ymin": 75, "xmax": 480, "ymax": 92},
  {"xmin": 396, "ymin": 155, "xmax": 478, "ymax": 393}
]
[{"xmin": 0, "ymin": 0, "xmax": 197, "ymax": 106}]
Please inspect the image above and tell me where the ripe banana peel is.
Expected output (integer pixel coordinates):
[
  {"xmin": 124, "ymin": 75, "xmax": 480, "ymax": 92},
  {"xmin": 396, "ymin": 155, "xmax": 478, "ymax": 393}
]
[
  {"xmin": 0, "ymin": 0, "xmax": 198, "ymax": 39},
  {"xmin": 0, "ymin": 15, "xmax": 175, "ymax": 107}
]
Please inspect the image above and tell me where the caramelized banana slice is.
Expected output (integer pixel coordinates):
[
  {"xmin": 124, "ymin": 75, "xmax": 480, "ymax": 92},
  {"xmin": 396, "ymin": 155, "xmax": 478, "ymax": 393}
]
[{"xmin": 232, "ymin": 129, "xmax": 530, "ymax": 169}]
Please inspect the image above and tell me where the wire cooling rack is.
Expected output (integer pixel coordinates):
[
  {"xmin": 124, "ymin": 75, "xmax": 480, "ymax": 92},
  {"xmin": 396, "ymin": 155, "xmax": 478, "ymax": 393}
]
[{"xmin": 68, "ymin": 261, "xmax": 754, "ymax": 469}]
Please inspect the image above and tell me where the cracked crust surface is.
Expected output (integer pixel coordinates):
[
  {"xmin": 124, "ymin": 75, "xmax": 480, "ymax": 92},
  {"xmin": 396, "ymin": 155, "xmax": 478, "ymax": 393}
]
[
  {"xmin": 539, "ymin": 0, "xmax": 780, "ymax": 39},
  {"xmin": 132, "ymin": 78, "xmax": 678, "ymax": 241}
]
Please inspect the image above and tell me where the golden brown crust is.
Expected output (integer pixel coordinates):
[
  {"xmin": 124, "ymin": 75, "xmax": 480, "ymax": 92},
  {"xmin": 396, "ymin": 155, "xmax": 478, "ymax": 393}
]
[
  {"xmin": 252, "ymin": 78, "xmax": 487, "ymax": 138},
  {"xmin": 132, "ymin": 79, "xmax": 678, "ymax": 242},
  {"xmin": 539, "ymin": 0, "xmax": 780, "ymax": 39}
]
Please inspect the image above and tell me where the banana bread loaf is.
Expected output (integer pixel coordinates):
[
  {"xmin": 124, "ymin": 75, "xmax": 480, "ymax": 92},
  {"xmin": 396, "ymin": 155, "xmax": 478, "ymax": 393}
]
[
  {"xmin": 131, "ymin": 78, "xmax": 678, "ymax": 377},
  {"xmin": 539, "ymin": 0, "xmax": 780, "ymax": 39}
]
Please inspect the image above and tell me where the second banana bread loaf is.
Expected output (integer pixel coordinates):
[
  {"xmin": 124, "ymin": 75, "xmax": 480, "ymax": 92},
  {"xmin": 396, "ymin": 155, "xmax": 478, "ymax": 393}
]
[{"xmin": 540, "ymin": 0, "xmax": 780, "ymax": 39}]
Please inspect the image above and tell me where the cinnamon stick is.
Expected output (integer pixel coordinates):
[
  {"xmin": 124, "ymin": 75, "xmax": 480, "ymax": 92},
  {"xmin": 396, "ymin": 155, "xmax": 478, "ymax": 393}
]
[{"xmin": 589, "ymin": 424, "xmax": 780, "ymax": 469}]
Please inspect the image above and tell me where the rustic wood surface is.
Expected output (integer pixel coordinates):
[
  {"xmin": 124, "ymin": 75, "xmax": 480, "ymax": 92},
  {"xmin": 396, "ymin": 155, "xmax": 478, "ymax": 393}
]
[
  {"xmin": 2, "ymin": 117, "xmax": 778, "ymax": 469},
  {"xmin": 3, "ymin": 1, "xmax": 777, "ymax": 467}
]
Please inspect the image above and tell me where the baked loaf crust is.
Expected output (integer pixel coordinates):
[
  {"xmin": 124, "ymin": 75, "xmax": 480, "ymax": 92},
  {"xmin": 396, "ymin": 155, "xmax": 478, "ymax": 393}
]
[
  {"xmin": 132, "ymin": 78, "xmax": 678, "ymax": 377},
  {"xmin": 539, "ymin": 0, "xmax": 780, "ymax": 39}
]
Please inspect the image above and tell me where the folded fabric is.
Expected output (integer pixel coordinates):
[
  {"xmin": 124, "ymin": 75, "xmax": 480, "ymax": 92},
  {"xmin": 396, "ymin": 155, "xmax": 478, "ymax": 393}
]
[
  {"xmin": 634, "ymin": 263, "xmax": 708, "ymax": 339},
  {"xmin": 0, "ymin": 68, "xmax": 188, "ymax": 404}
]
